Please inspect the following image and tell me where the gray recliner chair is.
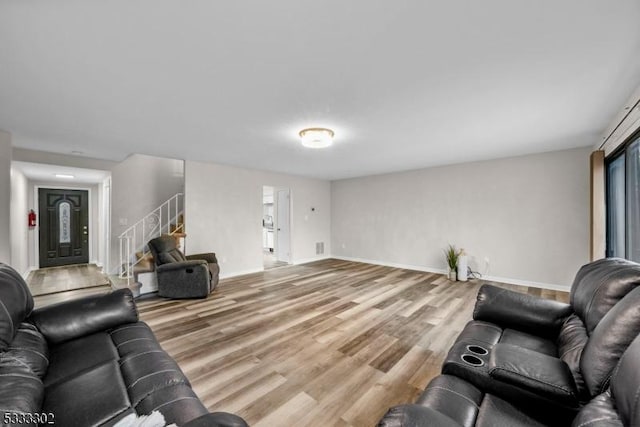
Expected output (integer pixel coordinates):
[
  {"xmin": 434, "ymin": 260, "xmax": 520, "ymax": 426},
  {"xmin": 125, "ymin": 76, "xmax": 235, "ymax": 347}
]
[{"xmin": 148, "ymin": 235, "xmax": 220, "ymax": 298}]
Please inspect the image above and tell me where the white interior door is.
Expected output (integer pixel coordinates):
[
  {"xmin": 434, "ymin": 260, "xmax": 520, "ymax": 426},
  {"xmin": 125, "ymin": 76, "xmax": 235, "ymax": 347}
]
[{"xmin": 276, "ymin": 189, "xmax": 291, "ymax": 263}]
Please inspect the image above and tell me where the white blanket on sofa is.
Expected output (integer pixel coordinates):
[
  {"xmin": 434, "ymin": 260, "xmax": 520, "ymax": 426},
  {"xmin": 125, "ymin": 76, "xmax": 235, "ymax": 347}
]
[{"xmin": 114, "ymin": 411, "xmax": 177, "ymax": 427}]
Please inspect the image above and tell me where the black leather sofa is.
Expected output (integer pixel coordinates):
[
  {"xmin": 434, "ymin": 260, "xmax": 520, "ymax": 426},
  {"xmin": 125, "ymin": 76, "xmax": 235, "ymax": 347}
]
[
  {"xmin": 378, "ymin": 258, "xmax": 640, "ymax": 427},
  {"xmin": 0, "ymin": 263, "xmax": 246, "ymax": 427}
]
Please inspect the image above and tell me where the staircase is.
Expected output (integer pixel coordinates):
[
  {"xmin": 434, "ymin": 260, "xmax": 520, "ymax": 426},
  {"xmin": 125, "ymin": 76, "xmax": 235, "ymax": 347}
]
[{"xmin": 116, "ymin": 193, "xmax": 185, "ymax": 288}]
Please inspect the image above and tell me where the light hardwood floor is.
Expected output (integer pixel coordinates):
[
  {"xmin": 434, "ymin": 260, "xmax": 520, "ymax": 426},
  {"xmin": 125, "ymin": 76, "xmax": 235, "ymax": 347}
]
[
  {"xmin": 26, "ymin": 263, "xmax": 110, "ymax": 297},
  {"xmin": 137, "ymin": 259, "xmax": 569, "ymax": 427},
  {"xmin": 33, "ymin": 285, "xmax": 112, "ymax": 308}
]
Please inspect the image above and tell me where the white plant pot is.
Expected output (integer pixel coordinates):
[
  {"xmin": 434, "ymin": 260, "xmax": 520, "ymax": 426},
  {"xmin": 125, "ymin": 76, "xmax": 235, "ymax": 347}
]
[
  {"xmin": 458, "ymin": 255, "xmax": 468, "ymax": 282},
  {"xmin": 448, "ymin": 269, "xmax": 457, "ymax": 281}
]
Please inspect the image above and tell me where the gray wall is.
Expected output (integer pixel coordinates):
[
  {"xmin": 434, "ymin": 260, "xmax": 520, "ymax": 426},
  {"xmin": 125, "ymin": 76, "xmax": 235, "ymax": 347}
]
[
  {"xmin": 10, "ymin": 167, "xmax": 29, "ymax": 274},
  {"xmin": 0, "ymin": 131, "xmax": 12, "ymax": 264},
  {"xmin": 185, "ymin": 161, "xmax": 331, "ymax": 277},
  {"xmin": 110, "ymin": 154, "xmax": 184, "ymax": 273},
  {"xmin": 331, "ymin": 147, "xmax": 591, "ymax": 288},
  {"xmin": 5, "ymin": 142, "xmax": 591, "ymax": 289}
]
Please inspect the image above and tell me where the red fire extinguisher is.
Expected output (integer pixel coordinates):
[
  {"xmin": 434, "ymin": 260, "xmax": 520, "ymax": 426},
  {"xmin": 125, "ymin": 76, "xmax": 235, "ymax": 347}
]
[{"xmin": 28, "ymin": 210, "xmax": 37, "ymax": 228}]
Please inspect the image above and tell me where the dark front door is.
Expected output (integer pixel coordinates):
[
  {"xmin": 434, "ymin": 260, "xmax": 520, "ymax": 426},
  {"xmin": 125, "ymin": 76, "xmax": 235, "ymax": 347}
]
[{"xmin": 38, "ymin": 188, "xmax": 89, "ymax": 268}]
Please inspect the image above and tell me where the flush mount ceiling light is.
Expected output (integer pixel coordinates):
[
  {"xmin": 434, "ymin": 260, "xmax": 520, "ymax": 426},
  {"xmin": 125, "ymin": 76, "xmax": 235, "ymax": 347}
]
[
  {"xmin": 299, "ymin": 127, "xmax": 334, "ymax": 149},
  {"xmin": 55, "ymin": 174, "xmax": 75, "ymax": 179}
]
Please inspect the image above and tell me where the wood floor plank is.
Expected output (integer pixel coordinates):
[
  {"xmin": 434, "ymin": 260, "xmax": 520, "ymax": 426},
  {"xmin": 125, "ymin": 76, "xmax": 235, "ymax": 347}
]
[
  {"xmin": 135, "ymin": 259, "xmax": 570, "ymax": 426},
  {"xmin": 253, "ymin": 392, "xmax": 317, "ymax": 427},
  {"xmin": 27, "ymin": 263, "xmax": 109, "ymax": 297},
  {"xmin": 209, "ymin": 371, "xmax": 289, "ymax": 413}
]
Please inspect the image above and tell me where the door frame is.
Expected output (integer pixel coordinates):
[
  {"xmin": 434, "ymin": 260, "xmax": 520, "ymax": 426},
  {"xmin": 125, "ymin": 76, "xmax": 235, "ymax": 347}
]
[
  {"xmin": 100, "ymin": 177, "xmax": 111, "ymax": 273},
  {"xmin": 274, "ymin": 187, "xmax": 292, "ymax": 264},
  {"xmin": 34, "ymin": 185, "xmax": 94, "ymax": 269}
]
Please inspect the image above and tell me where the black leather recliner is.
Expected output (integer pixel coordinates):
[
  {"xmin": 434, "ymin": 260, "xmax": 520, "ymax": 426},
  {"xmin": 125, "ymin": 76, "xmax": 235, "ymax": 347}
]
[
  {"xmin": 0, "ymin": 263, "xmax": 245, "ymax": 427},
  {"xmin": 444, "ymin": 258, "xmax": 640, "ymax": 405},
  {"xmin": 381, "ymin": 331, "xmax": 640, "ymax": 427},
  {"xmin": 148, "ymin": 235, "xmax": 220, "ymax": 298},
  {"xmin": 379, "ymin": 258, "xmax": 640, "ymax": 426}
]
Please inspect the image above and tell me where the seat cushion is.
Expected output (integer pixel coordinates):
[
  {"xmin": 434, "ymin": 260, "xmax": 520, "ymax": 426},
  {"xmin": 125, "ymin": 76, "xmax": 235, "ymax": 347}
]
[
  {"xmin": 43, "ymin": 321, "xmax": 209, "ymax": 426},
  {"xmin": 43, "ymin": 360, "xmax": 132, "ymax": 426},
  {"xmin": 416, "ymin": 375, "xmax": 575, "ymax": 427},
  {"xmin": 44, "ymin": 331, "xmax": 119, "ymax": 387},
  {"xmin": 412, "ymin": 375, "xmax": 562, "ymax": 427},
  {"xmin": 475, "ymin": 394, "xmax": 547, "ymax": 427},
  {"xmin": 500, "ymin": 329, "xmax": 556, "ymax": 357}
]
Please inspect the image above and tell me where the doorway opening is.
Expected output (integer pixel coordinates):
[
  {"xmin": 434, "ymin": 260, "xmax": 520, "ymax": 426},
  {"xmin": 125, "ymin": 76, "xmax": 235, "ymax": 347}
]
[
  {"xmin": 31, "ymin": 185, "xmax": 110, "ymax": 297},
  {"xmin": 12, "ymin": 161, "xmax": 111, "ymax": 272},
  {"xmin": 262, "ymin": 186, "xmax": 291, "ymax": 270}
]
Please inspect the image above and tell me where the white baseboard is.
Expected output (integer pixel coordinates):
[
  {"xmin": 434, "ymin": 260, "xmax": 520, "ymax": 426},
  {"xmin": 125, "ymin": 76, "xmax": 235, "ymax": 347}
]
[
  {"xmin": 332, "ymin": 255, "xmax": 447, "ymax": 275},
  {"xmin": 332, "ymin": 255, "xmax": 569, "ymax": 292},
  {"xmin": 219, "ymin": 267, "xmax": 265, "ymax": 280},
  {"xmin": 481, "ymin": 274, "xmax": 569, "ymax": 292},
  {"xmin": 293, "ymin": 255, "xmax": 331, "ymax": 265},
  {"xmin": 217, "ymin": 255, "xmax": 570, "ymax": 292},
  {"xmin": 219, "ymin": 256, "xmax": 331, "ymax": 280}
]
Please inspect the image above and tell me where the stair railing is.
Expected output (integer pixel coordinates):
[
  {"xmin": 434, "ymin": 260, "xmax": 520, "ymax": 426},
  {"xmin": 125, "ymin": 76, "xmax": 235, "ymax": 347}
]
[{"xmin": 118, "ymin": 193, "xmax": 184, "ymax": 284}]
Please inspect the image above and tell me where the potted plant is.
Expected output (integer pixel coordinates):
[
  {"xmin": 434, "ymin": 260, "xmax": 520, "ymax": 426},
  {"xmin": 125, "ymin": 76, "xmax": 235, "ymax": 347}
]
[{"xmin": 444, "ymin": 244, "xmax": 460, "ymax": 281}]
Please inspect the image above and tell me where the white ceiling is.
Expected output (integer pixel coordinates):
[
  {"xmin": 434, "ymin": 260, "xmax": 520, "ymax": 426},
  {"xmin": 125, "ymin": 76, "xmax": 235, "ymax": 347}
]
[
  {"xmin": 1, "ymin": 1, "xmax": 639, "ymax": 180},
  {"xmin": 13, "ymin": 161, "xmax": 110, "ymax": 184}
]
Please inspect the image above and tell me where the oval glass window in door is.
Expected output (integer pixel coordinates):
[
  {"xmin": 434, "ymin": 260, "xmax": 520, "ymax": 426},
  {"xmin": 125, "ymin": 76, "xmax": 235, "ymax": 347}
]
[{"xmin": 59, "ymin": 201, "xmax": 71, "ymax": 244}]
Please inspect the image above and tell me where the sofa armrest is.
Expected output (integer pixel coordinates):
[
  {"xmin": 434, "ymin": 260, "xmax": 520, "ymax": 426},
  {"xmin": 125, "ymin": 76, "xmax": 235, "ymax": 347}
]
[
  {"xmin": 378, "ymin": 405, "xmax": 462, "ymax": 427},
  {"xmin": 30, "ymin": 289, "xmax": 138, "ymax": 345},
  {"xmin": 474, "ymin": 284, "xmax": 572, "ymax": 339},
  {"xmin": 488, "ymin": 343, "xmax": 579, "ymax": 407},
  {"xmin": 186, "ymin": 253, "xmax": 218, "ymax": 264},
  {"xmin": 183, "ymin": 413, "xmax": 248, "ymax": 427},
  {"xmin": 156, "ymin": 259, "xmax": 208, "ymax": 273}
]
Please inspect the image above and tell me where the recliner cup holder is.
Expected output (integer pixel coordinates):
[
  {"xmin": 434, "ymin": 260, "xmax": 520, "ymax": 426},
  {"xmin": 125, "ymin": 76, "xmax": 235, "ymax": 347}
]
[
  {"xmin": 461, "ymin": 354, "xmax": 484, "ymax": 367},
  {"xmin": 466, "ymin": 345, "xmax": 489, "ymax": 356}
]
